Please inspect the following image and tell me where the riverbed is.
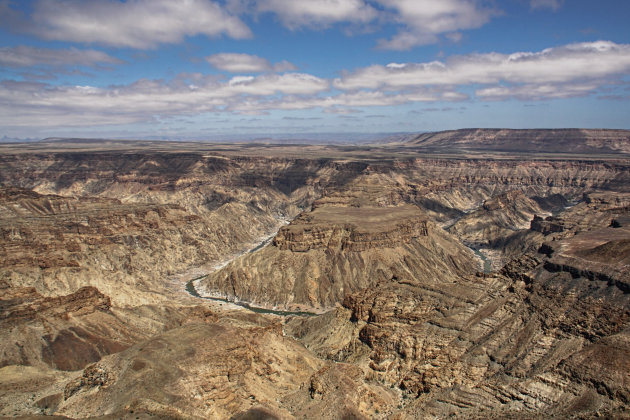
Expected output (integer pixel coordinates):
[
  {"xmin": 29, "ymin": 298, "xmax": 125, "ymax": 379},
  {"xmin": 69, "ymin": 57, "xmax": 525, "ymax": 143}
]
[
  {"xmin": 183, "ymin": 222, "xmax": 318, "ymax": 317},
  {"xmin": 470, "ymin": 247, "xmax": 493, "ymax": 274}
]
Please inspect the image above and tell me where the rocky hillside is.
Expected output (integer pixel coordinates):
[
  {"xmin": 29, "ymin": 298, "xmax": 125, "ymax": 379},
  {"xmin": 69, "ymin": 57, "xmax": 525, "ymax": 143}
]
[
  {"xmin": 198, "ymin": 203, "xmax": 476, "ymax": 311},
  {"xmin": 0, "ymin": 186, "xmax": 284, "ymax": 306},
  {"xmin": 449, "ymin": 190, "xmax": 544, "ymax": 244},
  {"xmin": 287, "ymin": 193, "xmax": 630, "ymax": 418},
  {"xmin": 0, "ymin": 282, "xmax": 216, "ymax": 372}
]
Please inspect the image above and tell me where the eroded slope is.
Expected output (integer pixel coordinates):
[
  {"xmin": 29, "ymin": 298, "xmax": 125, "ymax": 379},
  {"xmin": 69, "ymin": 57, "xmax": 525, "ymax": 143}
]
[
  {"xmin": 0, "ymin": 138, "xmax": 629, "ymax": 419},
  {"xmin": 198, "ymin": 203, "xmax": 476, "ymax": 311}
]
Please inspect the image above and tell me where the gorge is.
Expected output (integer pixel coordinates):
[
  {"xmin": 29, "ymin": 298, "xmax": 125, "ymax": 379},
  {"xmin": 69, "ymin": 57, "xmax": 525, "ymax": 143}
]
[{"xmin": 0, "ymin": 129, "xmax": 629, "ymax": 419}]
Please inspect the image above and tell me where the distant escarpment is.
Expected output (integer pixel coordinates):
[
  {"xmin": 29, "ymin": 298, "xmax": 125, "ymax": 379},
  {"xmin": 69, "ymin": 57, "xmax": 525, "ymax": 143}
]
[
  {"xmin": 198, "ymin": 203, "xmax": 476, "ymax": 311},
  {"xmin": 404, "ymin": 128, "xmax": 630, "ymax": 155}
]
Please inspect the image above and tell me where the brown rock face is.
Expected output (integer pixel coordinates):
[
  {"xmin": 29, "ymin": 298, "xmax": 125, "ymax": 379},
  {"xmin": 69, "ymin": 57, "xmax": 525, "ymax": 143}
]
[
  {"xmin": 0, "ymin": 283, "xmax": 221, "ymax": 372},
  {"xmin": 273, "ymin": 205, "xmax": 429, "ymax": 252},
  {"xmin": 0, "ymin": 286, "xmax": 130, "ymax": 371},
  {"xmin": 531, "ymin": 214, "xmax": 565, "ymax": 234},
  {"xmin": 1, "ymin": 285, "xmax": 110, "ymax": 326},
  {"xmin": 199, "ymin": 204, "xmax": 476, "ymax": 310}
]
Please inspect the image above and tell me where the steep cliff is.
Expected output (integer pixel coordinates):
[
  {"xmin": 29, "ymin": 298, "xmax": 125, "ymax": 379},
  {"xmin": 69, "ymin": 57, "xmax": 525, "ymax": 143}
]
[
  {"xmin": 286, "ymin": 193, "xmax": 630, "ymax": 418},
  {"xmin": 0, "ymin": 138, "xmax": 629, "ymax": 419},
  {"xmin": 198, "ymin": 204, "xmax": 477, "ymax": 311}
]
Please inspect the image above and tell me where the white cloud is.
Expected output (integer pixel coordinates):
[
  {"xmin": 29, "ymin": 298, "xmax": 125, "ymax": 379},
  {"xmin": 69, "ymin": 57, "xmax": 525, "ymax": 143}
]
[
  {"xmin": 227, "ymin": 73, "xmax": 329, "ymax": 95},
  {"xmin": 530, "ymin": 0, "xmax": 564, "ymax": 11},
  {"xmin": 2, "ymin": 42, "xmax": 628, "ymax": 131},
  {"xmin": 207, "ymin": 53, "xmax": 272, "ymax": 73},
  {"xmin": 374, "ymin": 0, "xmax": 495, "ymax": 50},
  {"xmin": 273, "ymin": 60, "xmax": 299, "ymax": 72},
  {"xmin": 255, "ymin": 0, "xmax": 377, "ymax": 28},
  {"xmin": 334, "ymin": 41, "xmax": 630, "ymax": 95},
  {"xmin": 227, "ymin": 87, "xmax": 461, "ymax": 113},
  {"xmin": 231, "ymin": 0, "xmax": 494, "ymax": 49},
  {"xmin": 23, "ymin": 0, "xmax": 252, "ymax": 48},
  {"xmin": 476, "ymin": 83, "xmax": 598, "ymax": 100},
  {"xmin": 2, "ymin": 0, "xmax": 498, "ymax": 51},
  {"xmin": 206, "ymin": 53, "xmax": 297, "ymax": 73},
  {"xmin": 0, "ymin": 45, "xmax": 123, "ymax": 67},
  {"xmin": 0, "ymin": 72, "xmax": 330, "ymax": 128}
]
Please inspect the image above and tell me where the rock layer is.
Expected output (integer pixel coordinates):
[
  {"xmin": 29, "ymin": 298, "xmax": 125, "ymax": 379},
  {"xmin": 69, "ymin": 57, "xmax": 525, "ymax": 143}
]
[
  {"xmin": 273, "ymin": 204, "xmax": 429, "ymax": 252},
  {"xmin": 199, "ymin": 204, "xmax": 476, "ymax": 311},
  {"xmin": 0, "ymin": 137, "xmax": 629, "ymax": 419}
]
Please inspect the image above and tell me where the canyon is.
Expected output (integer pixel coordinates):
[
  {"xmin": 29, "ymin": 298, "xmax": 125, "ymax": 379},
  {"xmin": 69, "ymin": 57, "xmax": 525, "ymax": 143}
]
[{"xmin": 0, "ymin": 129, "xmax": 629, "ymax": 419}]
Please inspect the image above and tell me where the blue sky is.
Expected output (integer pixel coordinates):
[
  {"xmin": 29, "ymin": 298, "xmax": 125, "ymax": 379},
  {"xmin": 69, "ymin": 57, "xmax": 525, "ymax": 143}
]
[{"xmin": 0, "ymin": 0, "xmax": 629, "ymax": 140}]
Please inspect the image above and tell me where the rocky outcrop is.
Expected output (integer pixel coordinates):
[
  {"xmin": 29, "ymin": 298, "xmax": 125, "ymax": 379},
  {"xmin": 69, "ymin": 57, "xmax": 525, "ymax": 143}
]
[
  {"xmin": 199, "ymin": 204, "xmax": 476, "ymax": 311},
  {"xmin": 531, "ymin": 214, "xmax": 565, "ymax": 234},
  {"xmin": 313, "ymin": 259, "xmax": 630, "ymax": 418},
  {"xmin": 273, "ymin": 205, "xmax": 429, "ymax": 252}
]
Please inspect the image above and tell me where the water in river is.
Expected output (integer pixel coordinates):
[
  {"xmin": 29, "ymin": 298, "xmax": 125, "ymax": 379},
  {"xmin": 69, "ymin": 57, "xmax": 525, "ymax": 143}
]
[
  {"xmin": 184, "ymin": 222, "xmax": 317, "ymax": 317},
  {"xmin": 469, "ymin": 247, "xmax": 492, "ymax": 274}
]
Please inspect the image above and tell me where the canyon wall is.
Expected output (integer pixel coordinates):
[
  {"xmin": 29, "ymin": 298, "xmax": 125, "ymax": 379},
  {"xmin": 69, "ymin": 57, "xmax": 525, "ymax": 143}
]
[{"xmin": 0, "ymin": 140, "xmax": 629, "ymax": 419}]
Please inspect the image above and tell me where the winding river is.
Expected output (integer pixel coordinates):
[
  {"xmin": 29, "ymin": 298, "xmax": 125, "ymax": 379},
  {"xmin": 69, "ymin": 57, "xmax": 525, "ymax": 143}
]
[
  {"xmin": 470, "ymin": 247, "xmax": 493, "ymax": 274},
  {"xmin": 184, "ymin": 226, "xmax": 317, "ymax": 317},
  {"xmin": 185, "ymin": 212, "xmax": 495, "ymax": 316}
]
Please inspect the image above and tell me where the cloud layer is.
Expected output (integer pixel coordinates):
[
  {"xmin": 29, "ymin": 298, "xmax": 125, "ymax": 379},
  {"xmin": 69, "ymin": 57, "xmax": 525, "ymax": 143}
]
[
  {"xmin": 374, "ymin": 0, "xmax": 495, "ymax": 50},
  {"xmin": 255, "ymin": 0, "xmax": 377, "ymax": 28},
  {"xmin": 335, "ymin": 41, "xmax": 630, "ymax": 99},
  {"xmin": 1, "ymin": 41, "xmax": 629, "ymax": 131},
  {"xmin": 206, "ymin": 53, "xmax": 296, "ymax": 73},
  {"xmin": 2, "ymin": 0, "xmax": 498, "ymax": 50},
  {"xmin": 10, "ymin": 0, "xmax": 252, "ymax": 48},
  {"xmin": 0, "ymin": 45, "xmax": 122, "ymax": 67}
]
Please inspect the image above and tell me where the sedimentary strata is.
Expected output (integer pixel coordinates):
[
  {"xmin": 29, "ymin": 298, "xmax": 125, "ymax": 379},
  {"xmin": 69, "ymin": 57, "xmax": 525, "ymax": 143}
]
[
  {"xmin": 0, "ymin": 133, "xmax": 629, "ymax": 419},
  {"xmin": 199, "ymin": 204, "xmax": 476, "ymax": 311}
]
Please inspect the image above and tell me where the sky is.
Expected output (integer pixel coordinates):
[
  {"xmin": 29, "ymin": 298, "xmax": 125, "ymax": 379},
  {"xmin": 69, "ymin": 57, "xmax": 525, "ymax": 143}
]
[{"xmin": 0, "ymin": 0, "xmax": 629, "ymax": 141}]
